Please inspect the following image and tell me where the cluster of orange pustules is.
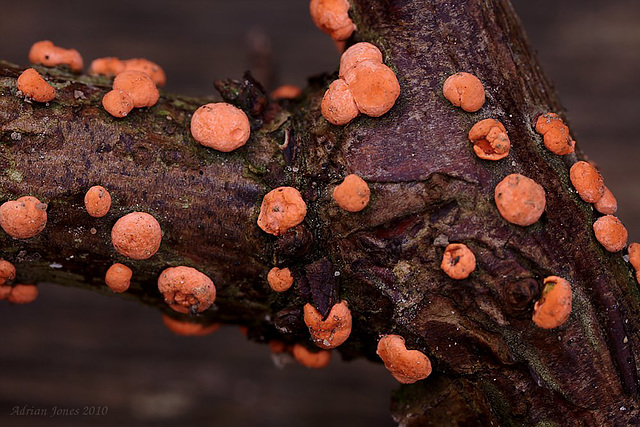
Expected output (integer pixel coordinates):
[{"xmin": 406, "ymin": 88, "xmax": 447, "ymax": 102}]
[
  {"xmin": 566, "ymin": 160, "xmax": 626, "ymax": 252},
  {"xmin": 102, "ymin": 70, "xmax": 160, "ymax": 118},
  {"xmin": 90, "ymin": 57, "xmax": 166, "ymax": 86},
  {"xmin": 0, "ymin": 259, "xmax": 38, "ymax": 305},
  {"xmin": 535, "ymin": 113, "xmax": 576, "ymax": 155},
  {"xmin": 309, "ymin": 0, "xmax": 355, "ymax": 42},
  {"xmin": 322, "ymin": 42, "xmax": 400, "ymax": 125},
  {"xmin": 92, "ymin": 57, "xmax": 164, "ymax": 118},
  {"xmin": 441, "ymin": 73, "xmax": 579, "ymax": 332}
]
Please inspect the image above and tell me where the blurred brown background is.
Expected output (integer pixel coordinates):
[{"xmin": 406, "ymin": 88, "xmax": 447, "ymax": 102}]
[{"xmin": 0, "ymin": 1, "xmax": 639, "ymax": 426}]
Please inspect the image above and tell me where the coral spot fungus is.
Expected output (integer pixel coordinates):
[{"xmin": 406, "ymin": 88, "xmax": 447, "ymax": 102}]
[
  {"xmin": 190, "ymin": 103, "xmax": 251, "ymax": 152},
  {"xmin": 7, "ymin": 284, "xmax": 39, "ymax": 304},
  {"xmin": 594, "ymin": 186, "xmax": 618, "ymax": 215},
  {"xmin": 257, "ymin": 187, "xmax": 307, "ymax": 236},
  {"xmin": 494, "ymin": 174, "xmax": 546, "ymax": 226},
  {"xmin": 90, "ymin": 57, "xmax": 166, "ymax": 86},
  {"xmin": 569, "ymin": 161, "xmax": 605, "ymax": 204},
  {"xmin": 267, "ymin": 267, "xmax": 294, "ymax": 292},
  {"xmin": 440, "ymin": 243, "xmax": 476, "ymax": 280},
  {"xmin": 102, "ymin": 90, "xmax": 134, "ymax": 118},
  {"xmin": 532, "ymin": 276, "xmax": 572, "ymax": 329},
  {"xmin": 111, "ymin": 212, "xmax": 162, "ymax": 260},
  {"xmin": 0, "ymin": 260, "xmax": 16, "ymax": 285},
  {"xmin": 162, "ymin": 315, "xmax": 220, "ymax": 336},
  {"xmin": 332, "ymin": 174, "xmax": 370, "ymax": 212},
  {"xmin": 29, "ymin": 40, "xmax": 83, "ymax": 72},
  {"xmin": 0, "ymin": 196, "xmax": 47, "ymax": 239},
  {"xmin": 84, "ymin": 186, "xmax": 112, "ymax": 217},
  {"xmin": 442, "ymin": 72, "xmax": 485, "ymax": 112},
  {"xmin": 593, "ymin": 215, "xmax": 628, "ymax": 253},
  {"xmin": 270, "ymin": 85, "xmax": 302, "ymax": 100},
  {"xmin": 157, "ymin": 266, "xmax": 216, "ymax": 314},
  {"xmin": 105, "ymin": 263, "xmax": 132, "ymax": 293},
  {"xmin": 376, "ymin": 334, "xmax": 432, "ymax": 384},
  {"xmin": 113, "ymin": 71, "xmax": 159, "ymax": 108},
  {"xmin": 89, "ymin": 57, "xmax": 125, "ymax": 77},
  {"xmin": 342, "ymin": 59, "xmax": 400, "ymax": 117},
  {"xmin": 339, "ymin": 42, "xmax": 383, "ymax": 78},
  {"xmin": 534, "ymin": 113, "xmax": 575, "ymax": 155},
  {"xmin": 321, "ymin": 79, "xmax": 359, "ymax": 125},
  {"xmin": 309, "ymin": 0, "xmax": 356, "ymax": 41},
  {"xmin": 292, "ymin": 344, "xmax": 332, "ymax": 369},
  {"xmin": 321, "ymin": 42, "xmax": 400, "ymax": 125},
  {"xmin": 468, "ymin": 118, "xmax": 510, "ymax": 160},
  {"xmin": 303, "ymin": 301, "xmax": 352, "ymax": 349},
  {"xmin": 17, "ymin": 68, "xmax": 55, "ymax": 102}
]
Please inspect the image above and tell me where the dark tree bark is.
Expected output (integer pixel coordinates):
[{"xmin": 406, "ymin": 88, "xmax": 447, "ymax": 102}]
[{"xmin": 1, "ymin": 0, "xmax": 639, "ymax": 424}]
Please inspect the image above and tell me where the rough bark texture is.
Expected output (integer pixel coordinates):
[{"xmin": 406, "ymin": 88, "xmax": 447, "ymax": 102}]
[{"xmin": 1, "ymin": 0, "xmax": 639, "ymax": 425}]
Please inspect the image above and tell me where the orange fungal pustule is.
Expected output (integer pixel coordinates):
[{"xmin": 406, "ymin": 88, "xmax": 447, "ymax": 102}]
[
  {"xmin": 468, "ymin": 118, "xmax": 510, "ymax": 160},
  {"xmin": 309, "ymin": 0, "xmax": 356, "ymax": 41},
  {"xmin": 7, "ymin": 284, "xmax": 39, "ymax": 304},
  {"xmin": 257, "ymin": 187, "xmax": 307, "ymax": 236},
  {"xmin": 332, "ymin": 174, "xmax": 370, "ymax": 212},
  {"xmin": 270, "ymin": 84, "xmax": 302, "ymax": 100},
  {"xmin": 441, "ymin": 243, "xmax": 476, "ymax": 280},
  {"xmin": 267, "ymin": 267, "xmax": 294, "ymax": 292},
  {"xmin": 569, "ymin": 161, "xmax": 605, "ymax": 204},
  {"xmin": 532, "ymin": 276, "xmax": 572, "ymax": 329},
  {"xmin": 594, "ymin": 186, "xmax": 618, "ymax": 215},
  {"xmin": 17, "ymin": 68, "xmax": 56, "ymax": 103},
  {"xmin": 157, "ymin": 266, "xmax": 216, "ymax": 314},
  {"xmin": 102, "ymin": 90, "xmax": 134, "ymax": 118},
  {"xmin": 376, "ymin": 334, "xmax": 432, "ymax": 384},
  {"xmin": 303, "ymin": 300, "xmax": 352, "ymax": 349},
  {"xmin": 190, "ymin": 102, "xmax": 251, "ymax": 152},
  {"xmin": 534, "ymin": 113, "xmax": 575, "ymax": 155},
  {"xmin": 0, "ymin": 260, "xmax": 16, "ymax": 285},
  {"xmin": 105, "ymin": 263, "xmax": 132, "ymax": 293},
  {"xmin": 84, "ymin": 185, "xmax": 112, "ymax": 217},
  {"xmin": 112, "ymin": 70, "xmax": 159, "ymax": 108},
  {"xmin": 89, "ymin": 57, "xmax": 125, "ymax": 77},
  {"xmin": 494, "ymin": 174, "xmax": 546, "ymax": 226},
  {"xmin": 593, "ymin": 215, "xmax": 628, "ymax": 253},
  {"xmin": 339, "ymin": 42, "xmax": 383, "ymax": 78},
  {"xmin": 442, "ymin": 72, "xmax": 485, "ymax": 112},
  {"xmin": 0, "ymin": 196, "xmax": 48, "ymax": 239},
  {"xmin": 321, "ymin": 79, "xmax": 359, "ymax": 125},
  {"xmin": 342, "ymin": 59, "xmax": 400, "ymax": 117},
  {"xmin": 122, "ymin": 58, "xmax": 166, "ymax": 87},
  {"xmin": 292, "ymin": 344, "xmax": 332, "ymax": 369},
  {"xmin": 111, "ymin": 212, "xmax": 162, "ymax": 260},
  {"xmin": 0, "ymin": 285, "xmax": 11, "ymax": 300},
  {"xmin": 28, "ymin": 40, "xmax": 83, "ymax": 72},
  {"xmin": 162, "ymin": 315, "xmax": 220, "ymax": 336}
]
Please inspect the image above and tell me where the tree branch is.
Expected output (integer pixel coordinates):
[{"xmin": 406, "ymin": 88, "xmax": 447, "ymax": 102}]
[{"xmin": 1, "ymin": 0, "xmax": 639, "ymax": 424}]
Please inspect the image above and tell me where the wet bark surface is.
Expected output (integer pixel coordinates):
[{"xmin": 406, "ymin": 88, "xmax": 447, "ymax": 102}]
[{"xmin": 1, "ymin": 0, "xmax": 640, "ymax": 425}]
